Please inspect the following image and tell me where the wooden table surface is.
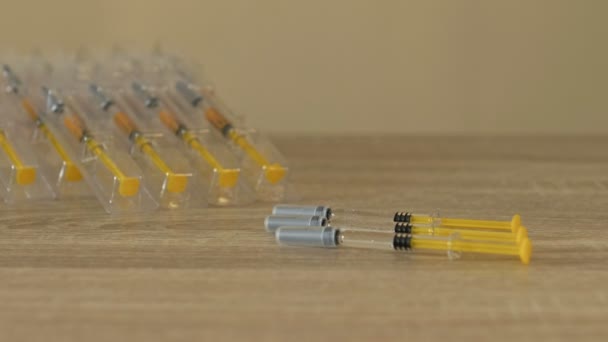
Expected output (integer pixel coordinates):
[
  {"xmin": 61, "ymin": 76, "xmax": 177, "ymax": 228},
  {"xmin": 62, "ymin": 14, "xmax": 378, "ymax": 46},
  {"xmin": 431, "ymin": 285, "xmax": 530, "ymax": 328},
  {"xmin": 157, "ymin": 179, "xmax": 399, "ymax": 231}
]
[{"xmin": 1, "ymin": 136, "xmax": 607, "ymax": 341}]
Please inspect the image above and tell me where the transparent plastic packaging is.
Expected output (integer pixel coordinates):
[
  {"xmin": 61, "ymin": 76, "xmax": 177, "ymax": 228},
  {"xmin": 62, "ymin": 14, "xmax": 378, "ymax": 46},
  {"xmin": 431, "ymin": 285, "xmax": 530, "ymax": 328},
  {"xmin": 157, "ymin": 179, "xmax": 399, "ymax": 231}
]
[
  {"xmin": 0, "ymin": 118, "xmax": 52, "ymax": 202},
  {"xmin": 78, "ymin": 84, "xmax": 199, "ymax": 209},
  {"xmin": 37, "ymin": 86, "xmax": 155, "ymax": 213},
  {"xmin": 171, "ymin": 80, "xmax": 292, "ymax": 201},
  {"xmin": 1, "ymin": 65, "xmax": 89, "ymax": 199},
  {"xmin": 121, "ymin": 80, "xmax": 250, "ymax": 206},
  {"xmin": 1, "ymin": 52, "xmax": 300, "ymax": 210}
]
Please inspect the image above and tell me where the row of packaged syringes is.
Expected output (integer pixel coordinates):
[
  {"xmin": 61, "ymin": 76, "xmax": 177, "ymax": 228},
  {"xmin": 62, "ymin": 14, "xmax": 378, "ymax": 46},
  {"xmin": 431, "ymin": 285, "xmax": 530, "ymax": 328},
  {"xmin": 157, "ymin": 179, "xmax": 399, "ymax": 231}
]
[{"xmin": 0, "ymin": 52, "xmax": 293, "ymax": 213}]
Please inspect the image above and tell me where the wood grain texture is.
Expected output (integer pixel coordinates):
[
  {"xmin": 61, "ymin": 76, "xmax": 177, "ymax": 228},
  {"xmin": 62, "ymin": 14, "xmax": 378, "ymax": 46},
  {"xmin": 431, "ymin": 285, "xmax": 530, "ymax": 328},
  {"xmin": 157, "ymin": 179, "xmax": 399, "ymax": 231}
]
[{"xmin": 0, "ymin": 135, "xmax": 607, "ymax": 341}]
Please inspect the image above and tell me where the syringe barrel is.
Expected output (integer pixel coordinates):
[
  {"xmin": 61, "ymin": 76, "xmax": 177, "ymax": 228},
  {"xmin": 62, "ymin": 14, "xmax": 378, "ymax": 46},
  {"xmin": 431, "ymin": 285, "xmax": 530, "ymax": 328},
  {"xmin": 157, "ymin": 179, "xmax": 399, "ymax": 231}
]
[
  {"xmin": 337, "ymin": 229, "xmax": 397, "ymax": 251},
  {"xmin": 275, "ymin": 226, "xmax": 337, "ymax": 247},
  {"xmin": 264, "ymin": 215, "xmax": 327, "ymax": 232},
  {"xmin": 276, "ymin": 226, "xmax": 410, "ymax": 251},
  {"xmin": 338, "ymin": 228, "xmax": 462, "ymax": 258},
  {"xmin": 272, "ymin": 204, "xmax": 331, "ymax": 220}
]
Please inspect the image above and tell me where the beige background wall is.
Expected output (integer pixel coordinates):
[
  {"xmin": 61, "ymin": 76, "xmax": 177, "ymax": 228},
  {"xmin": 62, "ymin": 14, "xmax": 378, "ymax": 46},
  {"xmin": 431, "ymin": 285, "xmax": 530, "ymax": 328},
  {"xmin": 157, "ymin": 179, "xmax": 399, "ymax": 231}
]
[{"xmin": 2, "ymin": 0, "xmax": 607, "ymax": 133}]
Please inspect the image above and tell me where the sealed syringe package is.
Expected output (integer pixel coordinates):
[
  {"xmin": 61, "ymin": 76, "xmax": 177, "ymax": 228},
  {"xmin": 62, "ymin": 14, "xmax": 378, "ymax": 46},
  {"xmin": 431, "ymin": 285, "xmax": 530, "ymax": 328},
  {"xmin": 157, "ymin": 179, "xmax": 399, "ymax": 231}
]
[
  {"xmin": 1, "ymin": 63, "xmax": 89, "ymax": 200},
  {"xmin": 104, "ymin": 55, "xmax": 252, "ymax": 206},
  {"xmin": 58, "ymin": 55, "xmax": 202, "ymax": 210},
  {"xmin": 0, "ymin": 100, "xmax": 52, "ymax": 203},
  {"xmin": 0, "ymin": 49, "xmax": 298, "ymax": 211},
  {"xmin": 18, "ymin": 60, "xmax": 157, "ymax": 214},
  {"xmin": 99, "ymin": 51, "xmax": 265, "ymax": 206},
  {"xmin": 154, "ymin": 55, "xmax": 297, "ymax": 202}
]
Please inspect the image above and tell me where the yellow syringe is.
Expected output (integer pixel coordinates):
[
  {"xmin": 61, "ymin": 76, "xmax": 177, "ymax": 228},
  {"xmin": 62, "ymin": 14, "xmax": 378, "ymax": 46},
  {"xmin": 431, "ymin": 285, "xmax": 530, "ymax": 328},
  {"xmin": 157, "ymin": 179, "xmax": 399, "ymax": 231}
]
[
  {"xmin": 264, "ymin": 213, "xmax": 528, "ymax": 244},
  {"xmin": 276, "ymin": 226, "xmax": 532, "ymax": 264},
  {"xmin": 271, "ymin": 204, "xmax": 524, "ymax": 233},
  {"xmin": 176, "ymin": 81, "xmax": 286, "ymax": 184}
]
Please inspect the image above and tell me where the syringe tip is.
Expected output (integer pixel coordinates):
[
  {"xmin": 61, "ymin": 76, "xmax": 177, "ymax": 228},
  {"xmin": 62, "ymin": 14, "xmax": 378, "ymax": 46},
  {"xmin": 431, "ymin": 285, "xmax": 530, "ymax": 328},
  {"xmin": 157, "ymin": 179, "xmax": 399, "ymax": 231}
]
[
  {"xmin": 131, "ymin": 81, "xmax": 142, "ymax": 91},
  {"xmin": 89, "ymin": 83, "xmax": 114, "ymax": 111},
  {"xmin": 42, "ymin": 87, "xmax": 64, "ymax": 113}
]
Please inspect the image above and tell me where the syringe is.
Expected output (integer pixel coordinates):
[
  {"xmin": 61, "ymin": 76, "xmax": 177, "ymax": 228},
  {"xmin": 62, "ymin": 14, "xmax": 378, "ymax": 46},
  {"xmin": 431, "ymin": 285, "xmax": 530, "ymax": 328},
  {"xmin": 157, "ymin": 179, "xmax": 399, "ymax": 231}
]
[
  {"xmin": 275, "ymin": 226, "xmax": 532, "ymax": 264},
  {"xmin": 2, "ymin": 65, "xmax": 82, "ymax": 182},
  {"xmin": 45, "ymin": 88, "xmax": 140, "ymax": 197},
  {"xmin": 175, "ymin": 81, "xmax": 287, "ymax": 184},
  {"xmin": 131, "ymin": 82, "xmax": 239, "ymax": 188},
  {"xmin": 272, "ymin": 204, "xmax": 522, "ymax": 233},
  {"xmin": 264, "ymin": 215, "xmax": 528, "ymax": 245},
  {"xmin": 89, "ymin": 84, "xmax": 188, "ymax": 194}
]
